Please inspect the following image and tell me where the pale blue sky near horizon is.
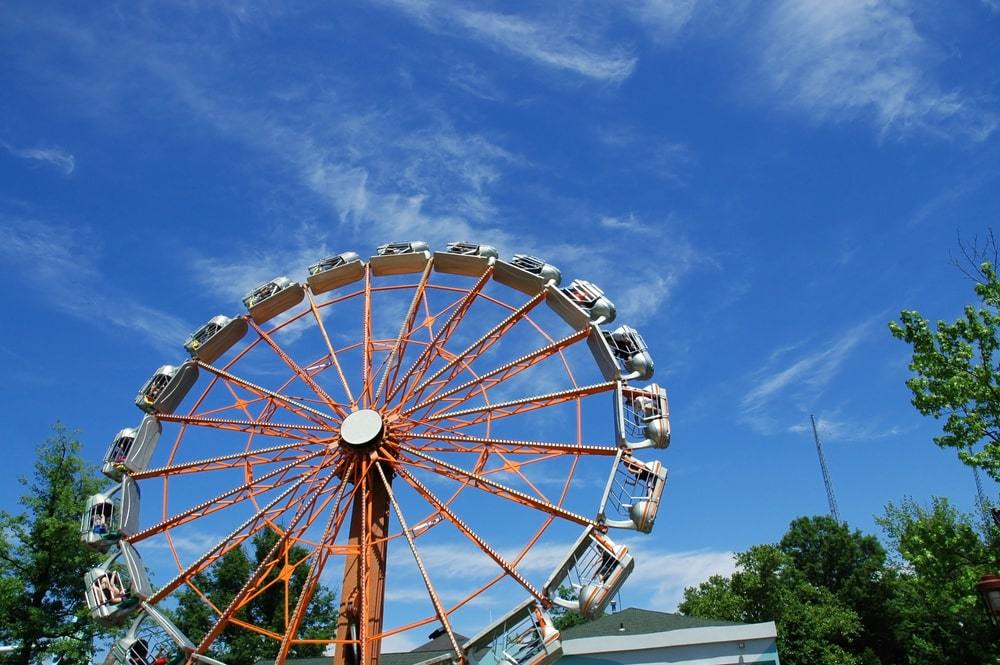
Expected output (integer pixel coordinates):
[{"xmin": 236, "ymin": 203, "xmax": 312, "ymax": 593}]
[{"xmin": 3, "ymin": 0, "xmax": 1000, "ymax": 652}]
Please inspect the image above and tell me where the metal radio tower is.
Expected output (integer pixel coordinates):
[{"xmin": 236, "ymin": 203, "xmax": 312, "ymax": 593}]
[
  {"xmin": 810, "ymin": 414, "xmax": 841, "ymax": 522},
  {"xmin": 974, "ymin": 466, "xmax": 991, "ymax": 533}
]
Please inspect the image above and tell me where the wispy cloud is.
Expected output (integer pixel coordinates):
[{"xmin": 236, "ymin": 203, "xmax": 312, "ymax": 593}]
[
  {"xmin": 741, "ymin": 319, "xmax": 876, "ymax": 434},
  {"xmin": 755, "ymin": 0, "xmax": 997, "ymax": 140},
  {"xmin": 582, "ymin": 218, "xmax": 710, "ymax": 324},
  {"xmin": 2, "ymin": 141, "xmax": 75, "ymax": 174},
  {"xmin": 376, "ymin": 0, "xmax": 636, "ymax": 83},
  {"xmin": 627, "ymin": 0, "xmax": 701, "ymax": 41},
  {"xmin": 622, "ymin": 541, "xmax": 737, "ymax": 610},
  {"xmin": 2, "ymin": 7, "xmax": 703, "ymax": 349},
  {"xmin": 0, "ymin": 217, "xmax": 192, "ymax": 351},
  {"xmin": 787, "ymin": 411, "xmax": 906, "ymax": 443},
  {"xmin": 596, "ymin": 126, "xmax": 693, "ymax": 184}
]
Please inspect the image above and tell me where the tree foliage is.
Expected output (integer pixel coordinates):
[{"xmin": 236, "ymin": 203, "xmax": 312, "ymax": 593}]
[
  {"xmin": 0, "ymin": 424, "xmax": 107, "ymax": 664},
  {"xmin": 890, "ymin": 260, "xmax": 1000, "ymax": 481},
  {"xmin": 779, "ymin": 517, "xmax": 899, "ymax": 663},
  {"xmin": 548, "ymin": 586, "xmax": 587, "ymax": 631},
  {"xmin": 877, "ymin": 497, "xmax": 999, "ymax": 664},
  {"xmin": 172, "ymin": 528, "xmax": 338, "ymax": 665},
  {"xmin": 680, "ymin": 541, "xmax": 861, "ymax": 665},
  {"xmin": 680, "ymin": 512, "xmax": 1000, "ymax": 665}
]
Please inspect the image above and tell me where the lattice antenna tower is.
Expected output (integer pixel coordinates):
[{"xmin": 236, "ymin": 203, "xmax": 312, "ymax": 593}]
[
  {"xmin": 974, "ymin": 466, "xmax": 992, "ymax": 533},
  {"xmin": 810, "ymin": 414, "xmax": 841, "ymax": 522}
]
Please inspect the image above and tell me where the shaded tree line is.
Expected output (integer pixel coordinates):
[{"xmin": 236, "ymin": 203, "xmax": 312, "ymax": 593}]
[{"xmin": 680, "ymin": 508, "xmax": 1000, "ymax": 665}]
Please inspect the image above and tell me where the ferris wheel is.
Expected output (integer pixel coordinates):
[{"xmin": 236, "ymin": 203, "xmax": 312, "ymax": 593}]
[{"xmin": 81, "ymin": 241, "xmax": 672, "ymax": 665}]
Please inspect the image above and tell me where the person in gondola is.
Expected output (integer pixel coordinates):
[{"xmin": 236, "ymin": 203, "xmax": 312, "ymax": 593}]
[{"xmin": 93, "ymin": 510, "xmax": 108, "ymax": 535}]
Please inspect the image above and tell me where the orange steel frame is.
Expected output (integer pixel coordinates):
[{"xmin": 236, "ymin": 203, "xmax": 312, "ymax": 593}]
[{"xmin": 118, "ymin": 262, "xmax": 648, "ymax": 665}]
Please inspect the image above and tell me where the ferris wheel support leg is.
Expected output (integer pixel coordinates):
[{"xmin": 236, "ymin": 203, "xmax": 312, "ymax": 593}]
[{"xmin": 335, "ymin": 463, "xmax": 391, "ymax": 665}]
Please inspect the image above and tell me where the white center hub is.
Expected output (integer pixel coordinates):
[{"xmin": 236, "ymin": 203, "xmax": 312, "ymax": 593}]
[{"xmin": 340, "ymin": 409, "xmax": 384, "ymax": 449}]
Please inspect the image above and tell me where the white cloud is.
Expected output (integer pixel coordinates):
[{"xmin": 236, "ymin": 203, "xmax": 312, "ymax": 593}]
[
  {"xmin": 588, "ymin": 225, "xmax": 708, "ymax": 324},
  {"xmin": 756, "ymin": 0, "xmax": 997, "ymax": 140},
  {"xmin": 628, "ymin": 0, "xmax": 700, "ymax": 40},
  {"xmin": 600, "ymin": 214, "xmax": 645, "ymax": 234},
  {"xmin": 377, "ymin": 0, "xmax": 636, "ymax": 82},
  {"xmin": 741, "ymin": 319, "xmax": 875, "ymax": 434},
  {"xmin": 2, "ymin": 9, "xmax": 704, "ymax": 346},
  {"xmin": 2, "ymin": 141, "xmax": 75, "ymax": 174},
  {"xmin": 787, "ymin": 412, "xmax": 905, "ymax": 443},
  {"xmin": 621, "ymin": 543, "xmax": 736, "ymax": 610},
  {"xmin": 0, "ymin": 218, "xmax": 192, "ymax": 351},
  {"xmin": 380, "ymin": 632, "xmax": 424, "ymax": 654}
]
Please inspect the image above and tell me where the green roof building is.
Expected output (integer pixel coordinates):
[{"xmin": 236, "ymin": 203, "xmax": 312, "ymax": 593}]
[{"xmin": 257, "ymin": 607, "xmax": 779, "ymax": 665}]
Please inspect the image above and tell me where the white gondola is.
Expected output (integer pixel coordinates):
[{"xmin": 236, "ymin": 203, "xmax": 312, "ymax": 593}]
[
  {"xmin": 81, "ymin": 478, "xmax": 140, "ymax": 551},
  {"xmin": 463, "ymin": 598, "xmax": 562, "ymax": 665},
  {"xmin": 494, "ymin": 255, "xmax": 561, "ymax": 295},
  {"xmin": 243, "ymin": 276, "xmax": 305, "ymax": 324},
  {"xmin": 546, "ymin": 280, "xmax": 615, "ymax": 329},
  {"xmin": 134, "ymin": 361, "xmax": 199, "ymax": 415},
  {"xmin": 543, "ymin": 527, "xmax": 634, "ymax": 620},
  {"xmin": 84, "ymin": 541, "xmax": 151, "ymax": 626},
  {"xmin": 371, "ymin": 241, "xmax": 432, "ymax": 276},
  {"xmin": 447, "ymin": 241, "xmax": 499, "ymax": 258},
  {"xmin": 104, "ymin": 605, "xmax": 227, "ymax": 665},
  {"xmin": 615, "ymin": 383, "xmax": 670, "ymax": 450},
  {"xmin": 597, "ymin": 450, "xmax": 667, "ymax": 533},
  {"xmin": 101, "ymin": 415, "xmax": 162, "ymax": 481},
  {"xmin": 307, "ymin": 251, "xmax": 364, "ymax": 294},
  {"xmin": 183, "ymin": 315, "xmax": 248, "ymax": 364},
  {"xmin": 434, "ymin": 242, "xmax": 499, "ymax": 277},
  {"xmin": 602, "ymin": 325, "xmax": 654, "ymax": 381},
  {"xmin": 559, "ymin": 280, "xmax": 616, "ymax": 325}
]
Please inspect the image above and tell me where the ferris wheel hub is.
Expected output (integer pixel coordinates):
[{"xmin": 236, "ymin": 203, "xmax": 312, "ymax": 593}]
[{"xmin": 340, "ymin": 409, "xmax": 385, "ymax": 450}]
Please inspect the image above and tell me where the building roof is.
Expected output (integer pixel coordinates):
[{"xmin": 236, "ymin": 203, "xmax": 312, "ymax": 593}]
[
  {"xmin": 411, "ymin": 632, "xmax": 469, "ymax": 652},
  {"xmin": 559, "ymin": 607, "xmax": 740, "ymax": 640},
  {"xmin": 255, "ymin": 609, "xmax": 745, "ymax": 664}
]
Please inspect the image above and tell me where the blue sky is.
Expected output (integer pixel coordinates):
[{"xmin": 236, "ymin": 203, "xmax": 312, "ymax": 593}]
[{"xmin": 3, "ymin": 0, "xmax": 1000, "ymax": 653}]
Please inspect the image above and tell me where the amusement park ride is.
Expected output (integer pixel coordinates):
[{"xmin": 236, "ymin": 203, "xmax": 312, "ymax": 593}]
[{"xmin": 80, "ymin": 241, "xmax": 672, "ymax": 665}]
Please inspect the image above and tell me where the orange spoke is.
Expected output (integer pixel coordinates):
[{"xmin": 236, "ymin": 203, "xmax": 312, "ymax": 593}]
[
  {"xmin": 197, "ymin": 360, "xmax": 337, "ymax": 428},
  {"xmin": 386, "ymin": 265, "xmax": 494, "ymax": 405},
  {"xmin": 128, "ymin": 449, "xmax": 330, "ymax": 543},
  {"xmin": 403, "ymin": 288, "xmax": 547, "ymax": 409},
  {"xmin": 373, "ymin": 462, "xmax": 464, "ymax": 662},
  {"xmin": 194, "ymin": 460, "xmax": 340, "ymax": 656},
  {"xmin": 148, "ymin": 460, "xmax": 336, "ymax": 604},
  {"xmin": 406, "ymin": 328, "xmax": 590, "ymax": 417},
  {"xmin": 248, "ymin": 318, "xmax": 350, "ymax": 420},
  {"xmin": 133, "ymin": 441, "xmax": 326, "ymax": 479},
  {"xmin": 362, "ymin": 265, "xmax": 374, "ymax": 407},
  {"xmin": 276, "ymin": 460, "xmax": 358, "ymax": 660},
  {"xmin": 157, "ymin": 413, "xmax": 330, "ymax": 440},
  {"xmin": 404, "ymin": 431, "xmax": 618, "ymax": 456},
  {"xmin": 393, "ymin": 463, "xmax": 545, "ymax": 605},
  {"xmin": 359, "ymin": 462, "xmax": 370, "ymax": 665},
  {"xmin": 397, "ymin": 445, "xmax": 598, "ymax": 529},
  {"xmin": 306, "ymin": 288, "xmax": 358, "ymax": 410},
  {"xmin": 423, "ymin": 381, "xmax": 617, "ymax": 426},
  {"xmin": 374, "ymin": 258, "xmax": 435, "ymax": 405}
]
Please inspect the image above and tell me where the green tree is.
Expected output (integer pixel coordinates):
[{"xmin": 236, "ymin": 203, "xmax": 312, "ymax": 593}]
[
  {"xmin": 680, "ymin": 543, "xmax": 861, "ymax": 665},
  {"xmin": 779, "ymin": 516, "xmax": 901, "ymax": 664},
  {"xmin": 889, "ymin": 260, "xmax": 1000, "ymax": 481},
  {"xmin": 548, "ymin": 586, "xmax": 587, "ymax": 632},
  {"xmin": 877, "ymin": 497, "xmax": 998, "ymax": 665},
  {"xmin": 0, "ymin": 424, "xmax": 107, "ymax": 664},
  {"xmin": 172, "ymin": 528, "xmax": 338, "ymax": 665}
]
